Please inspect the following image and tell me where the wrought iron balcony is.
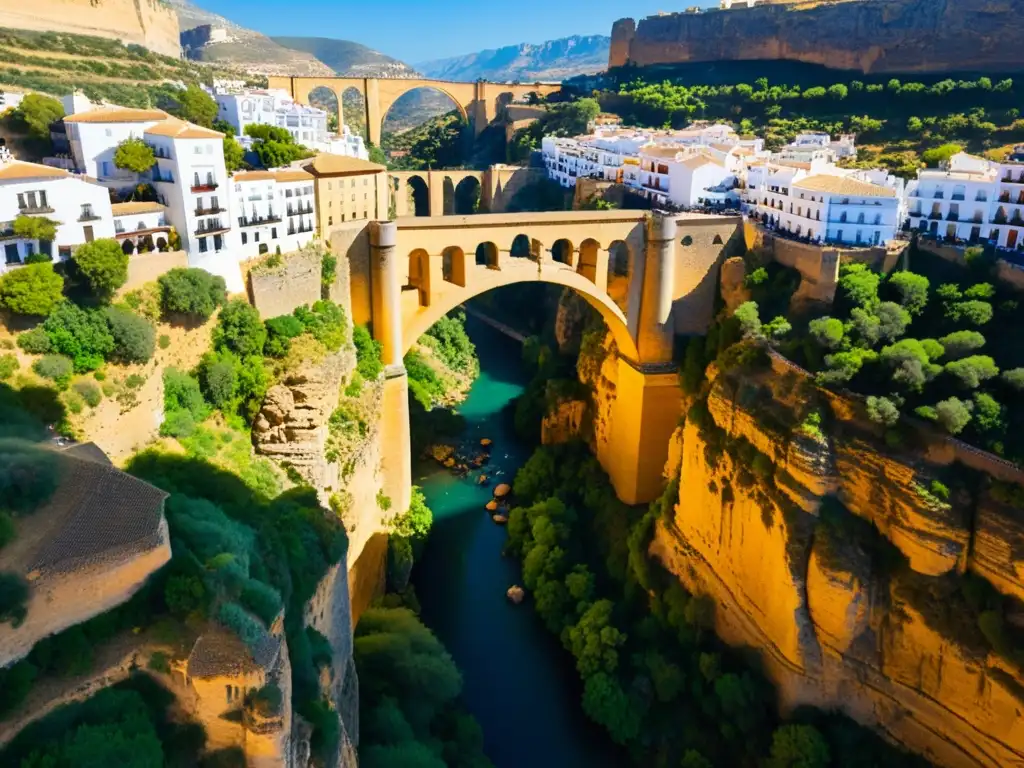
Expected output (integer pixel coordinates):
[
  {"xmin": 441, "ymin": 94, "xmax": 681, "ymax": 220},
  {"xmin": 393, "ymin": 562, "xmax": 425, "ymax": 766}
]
[
  {"xmin": 951, "ymin": 194, "xmax": 965, "ymax": 201},
  {"xmin": 78, "ymin": 212, "xmax": 102, "ymax": 222},
  {"xmin": 947, "ymin": 212, "xmax": 959, "ymax": 221},
  {"xmin": 928, "ymin": 212, "xmax": 943, "ymax": 220},
  {"xmin": 18, "ymin": 205, "xmax": 55, "ymax": 215},
  {"xmin": 238, "ymin": 214, "xmax": 282, "ymax": 227},
  {"xmin": 195, "ymin": 205, "xmax": 226, "ymax": 216},
  {"xmin": 933, "ymin": 192, "xmax": 944, "ymax": 199},
  {"xmin": 191, "ymin": 181, "xmax": 219, "ymax": 193}
]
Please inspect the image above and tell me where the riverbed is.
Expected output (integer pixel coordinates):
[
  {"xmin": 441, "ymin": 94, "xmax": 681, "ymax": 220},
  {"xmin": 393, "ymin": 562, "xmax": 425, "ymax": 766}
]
[{"xmin": 411, "ymin": 315, "xmax": 621, "ymax": 767}]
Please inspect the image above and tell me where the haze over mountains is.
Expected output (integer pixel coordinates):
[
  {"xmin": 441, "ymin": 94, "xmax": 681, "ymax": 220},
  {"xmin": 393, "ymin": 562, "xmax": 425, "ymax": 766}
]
[{"xmin": 416, "ymin": 35, "xmax": 610, "ymax": 82}]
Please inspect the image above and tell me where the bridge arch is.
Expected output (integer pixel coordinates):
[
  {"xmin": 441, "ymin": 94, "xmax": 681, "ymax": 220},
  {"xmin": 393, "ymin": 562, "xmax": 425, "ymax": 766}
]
[{"xmin": 380, "ymin": 86, "xmax": 469, "ymax": 147}]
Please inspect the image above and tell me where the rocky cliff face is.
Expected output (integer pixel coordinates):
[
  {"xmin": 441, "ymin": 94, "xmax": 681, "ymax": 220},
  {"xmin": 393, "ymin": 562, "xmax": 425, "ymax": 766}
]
[
  {"xmin": 612, "ymin": 0, "xmax": 1024, "ymax": 74},
  {"xmin": 649, "ymin": 356, "xmax": 1024, "ymax": 767},
  {"xmin": 0, "ymin": 0, "xmax": 180, "ymax": 58}
]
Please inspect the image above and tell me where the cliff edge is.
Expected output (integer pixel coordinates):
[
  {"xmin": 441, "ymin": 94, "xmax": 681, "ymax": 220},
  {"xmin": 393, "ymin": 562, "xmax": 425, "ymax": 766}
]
[{"xmin": 611, "ymin": 0, "xmax": 1024, "ymax": 75}]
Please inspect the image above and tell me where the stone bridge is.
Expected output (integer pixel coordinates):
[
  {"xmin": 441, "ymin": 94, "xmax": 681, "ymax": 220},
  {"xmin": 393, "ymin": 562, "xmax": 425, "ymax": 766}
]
[
  {"xmin": 267, "ymin": 76, "xmax": 563, "ymax": 146},
  {"xmin": 388, "ymin": 165, "xmax": 545, "ymax": 217},
  {"xmin": 332, "ymin": 210, "xmax": 744, "ymax": 510}
]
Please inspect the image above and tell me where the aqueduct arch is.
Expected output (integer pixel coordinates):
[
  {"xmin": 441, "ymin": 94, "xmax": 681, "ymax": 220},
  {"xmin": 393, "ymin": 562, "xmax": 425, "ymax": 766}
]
[
  {"xmin": 268, "ymin": 75, "xmax": 563, "ymax": 147},
  {"xmin": 349, "ymin": 210, "xmax": 743, "ymax": 512}
]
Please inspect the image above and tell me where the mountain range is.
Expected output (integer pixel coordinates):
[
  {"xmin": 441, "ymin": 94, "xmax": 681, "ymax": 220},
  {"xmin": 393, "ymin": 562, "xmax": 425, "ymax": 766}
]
[{"xmin": 416, "ymin": 35, "xmax": 610, "ymax": 82}]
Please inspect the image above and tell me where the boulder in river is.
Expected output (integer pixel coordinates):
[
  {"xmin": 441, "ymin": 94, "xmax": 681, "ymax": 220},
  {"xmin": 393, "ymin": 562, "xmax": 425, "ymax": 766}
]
[
  {"xmin": 477, "ymin": 474, "xmax": 488, "ymax": 485},
  {"xmin": 481, "ymin": 438, "xmax": 493, "ymax": 448},
  {"xmin": 485, "ymin": 500, "xmax": 499, "ymax": 512},
  {"xmin": 443, "ymin": 457, "xmax": 456, "ymax": 469},
  {"xmin": 492, "ymin": 514, "xmax": 509, "ymax": 524},
  {"xmin": 494, "ymin": 483, "xmax": 511, "ymax": 498},
  {"xmin": 430, "ymin": 444, "xmax": 455, "ymax": 463},
  {"xmin": 507, "ymin": 585, "xmax": 525, "ymax": 604}
]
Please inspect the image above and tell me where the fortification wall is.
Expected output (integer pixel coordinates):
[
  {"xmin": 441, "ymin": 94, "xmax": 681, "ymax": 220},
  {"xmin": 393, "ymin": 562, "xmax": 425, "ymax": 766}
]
[
  {"xmin": 0, "ymin": 0, "xmax": 181, "ymax": 58},
  {"xmin": 611, "ymin": 0, "xmax": 1024, "ymax": 74},
  {"xmin": 247, "ymin": 249, "xmax": 323, "ymax": 320},
  {"xmin": 120, "ymin": 250, "xmax": 189, "ymax": 294}
]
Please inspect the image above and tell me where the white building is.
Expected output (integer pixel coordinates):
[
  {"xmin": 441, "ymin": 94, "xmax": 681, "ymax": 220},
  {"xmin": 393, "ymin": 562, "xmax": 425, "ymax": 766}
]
[
  {"xmin": 64, "ymin": 106, "xmax": 245, "ymax": 291},
  {"xmin": 635, "ymin": 146, "xmax": 739, "ymax": 208},
  {"xmin": 775, "ymin": 132, "xmax": 857, "ymax": 164},
  {"xmin": 214, "ymin": 88, "xmax": 368, "ymax": 159},
  {"xmin": 111, "ymin": 201, "xmax": 172, "ymax": 254},
  {"xmin": 0, "ymin": 90, "xmax": 25, "ymax": 111},
  {"xmin": 907, "ymin": 150, "xmax": 1024, "ymax": 250},
  {"xmin": 230, "ymin": 169, "xmax": 316, "ymax": 261},
  {"xmin": 720, "ymin": 0, "xmax": 762, "ymax": 8},
  {"xmin": 0, "ymin": 158, "xmax": 114, "ymax": 274}
]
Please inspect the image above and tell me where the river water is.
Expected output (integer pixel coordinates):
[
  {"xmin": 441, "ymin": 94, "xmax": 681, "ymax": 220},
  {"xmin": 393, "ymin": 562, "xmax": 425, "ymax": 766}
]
[{"xmin": 411, "ymin": 315, "xmax": 621, "ymax": 768}]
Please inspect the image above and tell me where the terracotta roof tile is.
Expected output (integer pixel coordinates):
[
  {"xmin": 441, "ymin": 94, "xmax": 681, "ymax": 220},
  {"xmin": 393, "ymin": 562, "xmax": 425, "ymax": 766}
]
[
  {"xmin": 794, "ymin": 174, "xmax": 896, "ymax": 198},
  {"xmin": 64, "ymin": 106, "xmax": 168, "ymax": 124},
  {"xmin": 232, "ymin": 170, "xmax": 313, "ymax": 183},
  {"xmin": 111, "ymin": 201, "xmax": 165, "ymax": 216},
  {"xmin": 144, "ymin": 117, "xmax": 223, "ymax": 139},
  {"xmin": 304, "ymin": 153, "xmax": 385, "ymax": 176},
  {"xmin": 0, "ymin": 161, "xmax": 71, "ymax": 181}
]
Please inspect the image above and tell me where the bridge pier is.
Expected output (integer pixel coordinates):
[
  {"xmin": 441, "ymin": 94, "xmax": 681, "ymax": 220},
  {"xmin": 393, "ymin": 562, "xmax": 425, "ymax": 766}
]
[{"xmin": 381, "ymin": 365, "xmax": 412, "ymax": 515}]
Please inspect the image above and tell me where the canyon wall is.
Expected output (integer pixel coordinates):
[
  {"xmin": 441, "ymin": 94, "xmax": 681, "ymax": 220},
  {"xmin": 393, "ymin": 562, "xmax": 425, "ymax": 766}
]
[
  {"xmin": 611, "ymin": 0, "xmax": 1024, "ymax": 75},
  {"xmin": 0, "ymin": 0, "xmax": 181, "ymax": 58},
  {"xmin": 648, "ymin": 354, "xmax": 1024, "ymax": 767}
]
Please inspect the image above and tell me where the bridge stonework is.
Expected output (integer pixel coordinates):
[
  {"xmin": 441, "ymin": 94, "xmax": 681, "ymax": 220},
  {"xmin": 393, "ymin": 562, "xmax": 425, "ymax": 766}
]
[
  {"xmin": 267, "ymin": 76, "xmax": 562, "ymax": 147},
  {"xmin": 331, "ymin": 210, "xmax": 741, "ymax": 507}
]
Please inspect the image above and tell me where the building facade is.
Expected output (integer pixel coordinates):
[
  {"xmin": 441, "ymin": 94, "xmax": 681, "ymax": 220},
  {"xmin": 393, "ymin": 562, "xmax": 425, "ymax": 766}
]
[
  {"xmin": 303, "ymin": 154, "xmax": 388, "ymax": 237},
  {"xmin": 230, "ymin": 169, "xmax": 316, "ymax": 261},
  {"xmin": 0, "ymin": 158, "xmax": 114, "ymax": 274},
  {"xmin": 906, "ymin": 149, "xmax": 1024, "ymax": 250}
]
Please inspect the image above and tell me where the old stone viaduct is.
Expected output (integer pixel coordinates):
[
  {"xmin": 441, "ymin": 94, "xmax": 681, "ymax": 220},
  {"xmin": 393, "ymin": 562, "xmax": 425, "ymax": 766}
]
[
  {"xmin": 326, "ymin": 209, "xmax": 744, "ymax": 512},
  {"xmin": 266, "ymin": 75, "xmax": 563, "ymax": 147},
  {"xmin": 388, "ymin": 166, "xmax": 546, "ymax": 217}
]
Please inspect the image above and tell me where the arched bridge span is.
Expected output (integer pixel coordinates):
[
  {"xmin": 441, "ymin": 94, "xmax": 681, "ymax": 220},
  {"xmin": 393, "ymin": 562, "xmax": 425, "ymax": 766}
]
[{"xmin": 267, "ymin": 75, "xmax": 563, "ymax": 146}]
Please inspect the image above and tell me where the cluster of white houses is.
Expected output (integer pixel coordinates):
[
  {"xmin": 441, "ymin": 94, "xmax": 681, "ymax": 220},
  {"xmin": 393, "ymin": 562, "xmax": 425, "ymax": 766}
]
[
  {"xmin": 542, "ymin": 122, "xmax": 1024, "ymax": 251},
  {"xmin": 0, "ymin": 99, "xmax": 388, "ymax": 291}
]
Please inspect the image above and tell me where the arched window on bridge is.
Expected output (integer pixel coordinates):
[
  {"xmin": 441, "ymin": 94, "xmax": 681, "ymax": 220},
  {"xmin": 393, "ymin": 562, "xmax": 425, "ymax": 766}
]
[
  {"xmin": 475, "ymin": 242, "xmax": 499, "ymax": 269},
  {"xmin": 510, "ymin": 234, "xmax": 532, "ymax": 259},
  {"xmin": 713, "ymin": 234, "xmax": 724, "ymax": 245},
  {"xmin": 609, "ymin": 241, "xmax": 630, "ymax": 278},
  {"xmin": 577, "ymin": 239, "xmax": 600, "ymax": 284},
  {"xmin": 551, "ymin": 239, "xmax": 574, "ymax": 266},
  {"xmin": 455, "ymin": 177, "xmax": 481, "ymax": 215},
  {"xmin": 408, "ymin": 248, "xmax": 430, "ymax": 304},
  {"xmin": 680, "ymin": 235, "xmax": 694, "ymax": 247},
  {"xmin": 442, "ymin": 177, "xmax": 456, "ymax": 216},
  {"xmin": 309, "ymin": 87, "xmax": 340, "ymax": 134},
  {"xmin": 442, "ymin": 246, "xmax": 467, "ymax": 287},
  {"xmin": 407, "ymin": 176, "xmax": 429, "ymax": 217}
]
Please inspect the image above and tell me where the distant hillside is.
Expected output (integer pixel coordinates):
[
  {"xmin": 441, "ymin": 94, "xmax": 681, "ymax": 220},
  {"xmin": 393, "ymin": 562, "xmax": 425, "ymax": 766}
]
[
  {"xmin": 417, "ymin": 35, "xmax": 610, "ymax": 82},
  {"xmin": 271, "ymin": 37, "xmax": 417, "ymax": 78},
  {"xmin": 168, "ymin": 0, "xmax": 333, "ymax": 76}
]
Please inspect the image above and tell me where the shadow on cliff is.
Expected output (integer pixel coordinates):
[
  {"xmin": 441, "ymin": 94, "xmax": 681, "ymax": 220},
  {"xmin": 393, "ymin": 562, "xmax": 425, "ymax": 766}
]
[{"xmin": 0, "ymin": 382, "xmax": 67, "ymax": 440}]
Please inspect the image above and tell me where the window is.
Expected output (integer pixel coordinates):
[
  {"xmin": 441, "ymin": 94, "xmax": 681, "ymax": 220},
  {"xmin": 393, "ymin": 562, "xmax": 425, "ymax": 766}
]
[
  {"xmin": 214, "ymin": 234, "xmax": 223, "ymax": 251},
  {"xmin": 4, "ymin": 243, "xmax": 18, "ymax": 264},
  {"xmin": 328, "ymin": 182, "xmax": 332, "ymax": 190},
  {"xmin": 272, "ymin": 227, "xmax": 277, "ymax": 239},
  {"xmin": 328, "ymin": 216, "xmax": 333, "ymax": 225},
  {"xmin": 837, "ymin": 230, "xmax": 843, "ymax": 242},
  {"xmin": 254, "ymin": 232, "xmax": 260, "ymax": 243},
  {"xmin": 199, "ymin": 237, "xmax": 208, "ymax": 253},
  {"xmin": 80, "ymin": 203, "xmax": 93, "ymax": 219},
  {"xmin": 194, "ymin": 146, "xmax": 203, "ymax": 155},
  {"xmin": 105, "ymin": 128, "xmax": 113, "ymax": 137},
  {"xmin": 241, "ymin": 232, "xmax": 248, "ymax": 245}
]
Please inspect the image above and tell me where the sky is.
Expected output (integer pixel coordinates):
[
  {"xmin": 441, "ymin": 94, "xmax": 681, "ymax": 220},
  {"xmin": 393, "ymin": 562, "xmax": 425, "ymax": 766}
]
[{"xmin": 196, "ymin": 0, "xmax": 707, "ymax": 64}]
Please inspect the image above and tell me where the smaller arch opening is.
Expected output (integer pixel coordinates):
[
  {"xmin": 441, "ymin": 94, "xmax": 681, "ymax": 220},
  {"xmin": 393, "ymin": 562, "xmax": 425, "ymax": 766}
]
[
  {"xmin": 408, "ymin": 176, "xmax": 429, "ymax": 217},
  {"xmin": 475, "ymin": 242, "xmax": 499, "ymax": 269},
  {"xmin": 156, "ymin": 236, "xmax": 168, "ymax": 252},
  {"xmin": 455, "ymin": 176, "xmax": 481, "ymax": 215},
  {"xmin": 578, "ymin": 239, "xmax": 600, "ymax": 284},
  {"xmin": 551, "ymin": 239, "xmax": 574, "ymax": 266},
  {"xmin": 510, "ymin": 234, "xmax": 531, "ymax": 258},
  {"xmin": 407, "ymin": 248, "xmax": 430, "ymax": 305},
  {"xmin": 712, "ymin": 234, "xmax": 724, "ymax": 245},
  {"xmin": 681, "ymin": 235, "xmax": 694, "ymax": 247},
  {"xmin": 442, "ymin": 246, "xmax": 466, "ymax": 286},
  {"xmin": 121, "ymin": 239, "xmax": 135, "ymax": 256},
  {"xmin": 442, "ymin": 177, "xmax": 456, "ymax": 216},
  {"xmin": 609, "ymin": 241, "xmax": 629, "ymax": 278}
]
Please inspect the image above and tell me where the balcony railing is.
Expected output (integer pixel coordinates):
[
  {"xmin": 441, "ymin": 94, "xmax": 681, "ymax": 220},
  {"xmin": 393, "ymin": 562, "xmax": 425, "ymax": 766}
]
[
  {"xmin": 928, "ymin": 212, "xmax": 943, "ymax": 220},
  {"xmin": 286, "ymin": 205, "xmax": 314, "ymax": 216},
  {"xmin": 146, "ymin": 143, "xmax": 171, "ymax": 159},
  {"xmin": 191, "ymin": 180, "xmax": 219, "ymax": 193},
  {"xmin": 238, "ymin": 214, "xmax": 282, "ymax": 227},
  {"xmin": 78, "ymin": 212, "xmax": 101, "ymax": 222},
  {"xmin": 951, "ymin": 194, "xmax": 965, "ymax": 201},
  {"xmin": 909, "ymin": 210, "xmax": 923, "ymax": 217},
  {"xmin": 934, "ymin": 192, "xmax": 945, "ymax": 199},
  {"xmin": 19, "ymin": 205, "xmax": 55, "ymax": 215},
  {"xmin": 992, "ymin": 213, "xmax": 1008, "ymax": 224},
  {"xmin": 194, "ymin": 220, "xmax": 228, "ymax": 236},
  {"xmin": 195, "ymin": 205, "xmax": 226, "ymax": 216},
  {"xmin": 947, "ymin": 212, "xmax": 959, "ymax": 221},
  {"xmin": 1003, "ymin": 175, "xmax": 1024, "ymax": 184},
  {"xmin": 152, "ymin": 172, "xmax": 174, "ymax": 184},
  {"xmin": 287, "ymin": 225, "xmax": 315, "ymax": 235}
]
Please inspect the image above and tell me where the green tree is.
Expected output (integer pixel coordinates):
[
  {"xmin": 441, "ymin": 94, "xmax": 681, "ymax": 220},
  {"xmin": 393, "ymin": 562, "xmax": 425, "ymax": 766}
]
[
  {"xmin": 223, "ymin": 135, "xmax": 247, "ymax": 172},
  {"xmin": 838, "ymin": 263, "xmax": 880, "ymax": 309},
  {"xmin": 73, "ymin": 238, "xmax": 129, "ymax": 300},
  {"xmin": 13, "ymin": 215, "xmax": 58, "ymax": 243},
  {"xmin": 113, "ymin": 137, "xmax": 155, "ymax": 173},
  {"xmin": 43, "ymin": 301, "xmax": 115, "ymax": 372},
  {"xmin": 880, "ymin": 338, "xmax": 940, "ymax": 391},
  {"xmin": 14, "ymin": 93, "xmax": 64, "ymax": 139},
  {"xmin": 158, "ymin": 268, "xmax": 226, "ymax": 320},
  {"xmin": 945, "ymin": 355, "xmax": 999, "ymax": 389},
  {"xmin": 104, "ymin": 305, "xmax": 155, "ymax": 363},
  {"xmin": 874, "ymin": 301, "xmax": 911, "ymax": 341},
  {"xmin": 567, "ymin": 599, "xmax": 625, "ymax": 676},
  {"xmin": 171, "ymin": 84, "xmax": 218, "ymax": 127},
  {"xmin": 214, "ymin": 299, "xmax": 267, "ymax": 356},
  {"xmin": 888, "ymin": 271, "xmax": 929, "ymax": 315},
  {"xmin": 828, "ymin": 83, "xmax": 848, "ymax": 100},
  {"xmin": 866, "ymin": 395, "xmax": 900, "ymax": 426},
  {"xmin": 939, "ymin": 330, "xmax": 985, "ymax": 359},
  {"xmin": 935, "ymin": 396, "xmax": 973, "ymax": 434},
  {"xmin": 808, "ymin": 317, "xmax": 844, "ymax": 349},
  {"xmin": 921, "ymin": 143, "xmax": 963, "ymax": 167},
  {"xmin": 972, "ymin": 392, "xmax": 1004, "ymax": 435},
  {"xmin": 767, "ymin": 724, "xmax": 831, "ymax": 768},
  {"xmin": 733, "ymin": 301, "xmax": 761, "ymax": 338},
  {"xmin": 1001, "ymin": 368, "xmax": 1024, "ymax": 391},
  {"xmin": 581, "ymin": 672, "xmax": 642, "ymax": 746},
  {"xmin": 0, "ymin": 263, "xmax": 64, "ymax": 316}
]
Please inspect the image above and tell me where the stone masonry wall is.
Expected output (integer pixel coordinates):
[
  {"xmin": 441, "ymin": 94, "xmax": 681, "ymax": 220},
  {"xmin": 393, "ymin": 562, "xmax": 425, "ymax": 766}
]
[{"xmin": 247, "ymin": 249, "xmax": 323, "ymax": 320}]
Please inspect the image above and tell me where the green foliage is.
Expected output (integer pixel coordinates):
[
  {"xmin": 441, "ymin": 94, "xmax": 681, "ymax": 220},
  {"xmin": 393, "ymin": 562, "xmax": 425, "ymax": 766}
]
[
  {"xmin": 214, "ymin": 299, "xmax": 267, "ymax": 357},
  {"xmin": 354, "ymin": 323, "xmax": 384, "ymax": 380},
  {"xmin": 763, "ymin": 316, "xmax": 792, "ymax": 340},
  {"xmin": 837, "ymin": 264, "xmax": 880, "ymax": 309},
  {"xmin": 866, "ymin": 395, "xmax": 901, "ymax": 426},
  {"xmin": 104, "ymin": 305, "xmax": 155, "ymax": 363},
  {"xmin": 581, "ymin": 672, "xmax": 642, "ymax": 745},
  {"xmin": 1001, "ymin": 367, "xmax": 1024, "ymax": 391},
  {"xmin": 13, "ymin": 214, "xmax": 58, "ymax": 242},
  {"xmin": 42, "ymin": 301, "xmax": 115, "ymax": 372},
  {"xmin": 0, "ymin": 571, "xmax": 28, "ymax": 626},
  {"xmin": 944, "ymin": 355, "xmax": 999, "ymax": 389},
  {"xmin": 921, "ymin": 143, "xmax": 963, "ymax": 166},
  {"xmin": 422, "ymin": 310, "xmax": 478, "ymax": 378},
  {"xmin": 32, "ymin": 354, "xmax": 73, "ymax": 388},
  {"xmin": 808, "ymin": 317, "xmax": 844, "ymax": 349},
  {"xmin": 73, "ymin": 239, "xmax": 129, "ymax": 300},
  {"xmin": 0, "ymin": 262, "xmax": 64, "ymax": 316},
  {"xmin": 113, "ymin": 137, "xmax": 155, "ymax": 173},
  {"xmin": 265, "ymin": 314, "xmax": 305, "ymax": 357},
  {"xmin": 939, "ymin": 330, "xmax": 985, "ymax": 360},
  {"xmin": 17, "ymin": 326, "xmax": 52, "ymax": 354},
  {"xmin": 72, "ymin": 379, "xmax": 102, "ymax": 408},
  {"xmin": 0, "ymin": 354, "xmax": 18, "ymax": 381},
  {"xmin": 160, "ymin": 367, "xmax": 209, "ymax": 438},
  {"xmin": 321, "ymin": 253, "xmax": 337, "ymax": 289},
  {"xmin": 733, "ymin": 301, "xmax": 761, "ymax": 337},
  {"xmin": 768, "ymin": 724, "xmax": 831, "ymax": 768},
  {"xmin": 223, "ymin": 134, "xmax": 247, "ymax": 172},
  {"xmin": 13, "ymin": 92, "xmax": 64, "ymax": 138},
  {"xmin": 567, "ymin": 599, "xmax": 626, "ymax": 676},
  {"xmin": 170, "ymin": 83, "xmax": 218, "ymax": 127},
  {"xmin": 680, "ymin": 336, "xmax": 707, "ymax": 395},
  {"xmin": 934, "ymin": 396, "xmax": 973, "ymax": 434},
  {"xmin": 293, "ymin": 300, "xmax": 348, "ymax": 352},
  {"xmin": 880, "ymin": 338, "xmax": 940, "ymax": 391},
  {"xmin": 157, "ymin": 268, "xmax": 226, "ymax": 320}
]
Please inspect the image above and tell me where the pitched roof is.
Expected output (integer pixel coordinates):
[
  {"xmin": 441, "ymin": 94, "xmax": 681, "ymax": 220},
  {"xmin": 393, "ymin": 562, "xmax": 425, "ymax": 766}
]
[
  {"xmin": 187, "ymin": 627, "xmax": 281, "ymax": 679},
  {"xmin": 681, "ymin": 153, "xmax": 724, "ymax": 169},
  {"xmin": 144, "ymin": 117, "xmax": 223, "ymax": 139},
  {"xmin": 63, "ymin": 106, "xmax": 168, "ymax": 124},
  {"xmin": 0, "ymin": 161, "xmax": 71, "ymax": 181},
  {"xmin": 794, "ymin": 174, "xmax": 896, "ymax": 198},
  {"xmin": 111, "ymin": 201, "xmax": 165, "ymax": 216},
  {"xmin": 0, "ymin": 443, "xmax": 168, "ymax": 580},
  {"xmin": 640, "ymin": 146, "xmax": 683, "ymax": 160},
  {"xmin": 232, "ymin": 169, "xmax": 313, "ymax": 183},
  {"xmin": 303, "ymin": 153, "xmax": 386, "ymax": 176}
]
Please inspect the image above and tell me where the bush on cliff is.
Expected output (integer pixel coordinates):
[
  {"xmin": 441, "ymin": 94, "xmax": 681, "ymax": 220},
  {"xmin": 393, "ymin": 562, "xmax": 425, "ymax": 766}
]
[
  {"xmin": 0, "ymin": 262, "xmax": 65, "ymax": 317},
  {"xmin": 157, "ymin": 268, "xmax": 226, "ymax": 321}
]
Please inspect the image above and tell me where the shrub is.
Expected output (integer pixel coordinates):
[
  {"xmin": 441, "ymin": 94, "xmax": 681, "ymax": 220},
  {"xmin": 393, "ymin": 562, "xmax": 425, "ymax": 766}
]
[
  {"xmin": 866, "ymin": 395, "xmax": 900, "ymax": 426},
  {"xmin": 944, "ymin": 355, "xmax": 999, "ymax": 389},
  {"xmin": 294, "ymin": 300, "xmax": 347, "ymax": 351},
  {"xmin": 72, "ymin": 239, "xmax": 129, "ymax": 300},
  {"xmin": 837, "ymin": 263, "xmax": 880, "ymax": 309},
  {"xmin": 767, "ymin": 724, "xmax": 830, "ymax": 768},
  {"xmin": 733, "ymin": 301, "xmax": 761, "ymax": 337},
  {"xmin": 321, "ymin": 253, "xmax": 337, "ymax": 288},
  {"xmin": 0, "ymin": 572, "xmax": 28, "ymax": 626},
  {"xmin": 935, "ymin": 397, "xmax": 973, "ymax": 434},
  {"xmin": 0, "ymin": 263, "xmax": 65, "ymax": 316},
  {"xmin": 158, "ymin": 268, "xmax": 226, "ymax": 320},
  {"xmin": 939, "ymin": 330, "xmax": 985, "ymax": 360},
  {"xmin": 162, "ymin": 367, "xmax": 209, "ymax": 424},
  {"xmin": 104, "ymin": 305, "xmax": 155, "ymax": 363},
  {"xmin": 159, "ymin": 334, "xmax": 171, "ymax": 349},
  {"xmin": 744, "ymin": 266, "xmax": 768, "ymax": 287},
  {"xmin": 120, "ymin": 283, "xmax": 161, "ymax": 321},
  {"xmin": 17, "ymin": 327, "xmax": 51, "ymax": 354},
  {"xmin": 353, "ymin": 324, "xmax": 383, "ymax": 380},
  {"xmin": 887, "ymin": 271, "xmax": 929, "ymax": 315},
  {"xmin": 0, "ymin": 354, "xmax": 18, "ymax": 380},
  {"xmin": 880, "ymin": 339, "xmax": 940, "ymax": 391},
  {"xmin": 42, "ymin": 301, "xmax": 114, "ymax": 372},
  {"xmin": 874, "ymin": 301, "xmax": 910, "ymax": 341},
  {"xmin": 160, "ymin": 408, "xmax": 197, "ymax": 438},
  {"xmin": 808, "ymin": 317, "xmax": 844, "ymax": 349},
  {"xmin": 972, "ymin": 392, "xmax": 1004, "ymax": 434},
  {"xmin": 218, "ymin": 602, "xmax": 266, "ymax": 650},
  {"xmin": 921, "ymin": 143, "xmax": 963, "ymax": 166},
  {"xmin": 949, "ymin": 300, "xmax": 993, "ymax": 326},
  {"xmin": 113, "ymin": 137, "xmax": 155, "ymax": 173},
  {"xmin": 265, "ymin": 314, "xmax": 305, "ymax": 357},
  {"xmin": 13, "ymin": 93, "xmax": 64, "ymax": 138},
  {"xmin": 1001, "ymin": 368, "xmax": 1024, "ymax": 391},
  {"xmin": 32, "ymin": 354, "xmax": 73, "ymax": 388},
  {"xmin": 72, "ymin": 380, "xmax": 102, "ymax": 408},
  {"xmin": 214, "ymin": 299, "xmax": 266, "ymax": 356}
]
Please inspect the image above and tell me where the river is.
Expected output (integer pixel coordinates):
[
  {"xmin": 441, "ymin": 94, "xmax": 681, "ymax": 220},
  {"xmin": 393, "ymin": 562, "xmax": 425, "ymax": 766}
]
[{"xmin": 411, "ymin": 315, "xmax": 622, "ymax": 768}]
